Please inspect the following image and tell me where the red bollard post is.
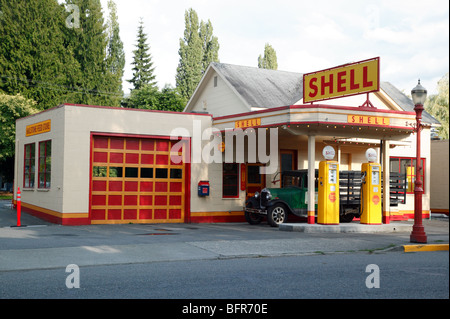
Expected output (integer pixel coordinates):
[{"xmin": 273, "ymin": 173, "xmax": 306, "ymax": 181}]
[{"xmin": 17, "ymin": 187, "xmax": 21, "ymax": 227}]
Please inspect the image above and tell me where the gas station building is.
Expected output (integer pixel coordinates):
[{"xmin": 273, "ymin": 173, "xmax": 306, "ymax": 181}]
[{"xmin": 14, "ymin": 59, "xmax": 440, "ymax": 225}]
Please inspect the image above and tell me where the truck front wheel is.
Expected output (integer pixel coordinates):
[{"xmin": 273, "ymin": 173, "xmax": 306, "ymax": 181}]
[
  {"xmin": 267, "ymin": 204, "xmax": 288, "ymax": 227},
  {"xmin": 244, "ymin": 202, "xmax": 262, "ymax": 225}
]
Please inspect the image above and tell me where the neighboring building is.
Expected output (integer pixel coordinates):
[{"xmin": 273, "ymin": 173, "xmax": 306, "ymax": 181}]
[
  {"xmin": 14, "ymin": 62, "xmax": 440, "ymax": 225},
  {"xmin": 430, "ymin": 139, "xmax": 449, "ymax": 215}
]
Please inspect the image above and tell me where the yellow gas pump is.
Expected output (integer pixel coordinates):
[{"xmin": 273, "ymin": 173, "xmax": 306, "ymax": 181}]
[
  {"xmin": 318, "ymin": 146, "xmax": 340, "ymax": 225},
  {"xmin": 360, "ymin": 148, "xmax": 382, "ymax": 224}
]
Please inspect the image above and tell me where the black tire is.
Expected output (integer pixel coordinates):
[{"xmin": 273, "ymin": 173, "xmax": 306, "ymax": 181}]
[
  {"xmin": 340, "ymin": 213, "xmax": 354, "ymax": 223},
  {"xmin": 244, "ymin": 202, "xmax": 262, "ymax": 225},
  {"xmin": 267, "ymin": 203, "xmax": 288, "ymax": 227}
]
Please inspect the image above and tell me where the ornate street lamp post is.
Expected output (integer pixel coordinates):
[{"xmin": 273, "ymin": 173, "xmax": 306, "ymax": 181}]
[{"xmin": 410, "ymin": 80, "xmax": 428, "ymax": 243}]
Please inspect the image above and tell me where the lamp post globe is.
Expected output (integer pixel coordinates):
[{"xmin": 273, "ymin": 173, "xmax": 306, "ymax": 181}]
[{"xmin": 411, "ymin": 80, "xmax": 428, "ymax": 106}]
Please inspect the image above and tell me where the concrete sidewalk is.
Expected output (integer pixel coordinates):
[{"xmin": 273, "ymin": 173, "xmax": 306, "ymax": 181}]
[
  {"xmin": 1, "ymin": 200, "xmax": 448, "ymax": 272},
  {"xmin": 279, "ymin": 222, "xmax": 413, "ymax": 233}
]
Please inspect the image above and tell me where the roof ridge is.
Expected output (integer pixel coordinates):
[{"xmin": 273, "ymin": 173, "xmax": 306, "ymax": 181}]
[{"xmin": 212, "ymin": 62, "xmax": 303, "ymax": 76}]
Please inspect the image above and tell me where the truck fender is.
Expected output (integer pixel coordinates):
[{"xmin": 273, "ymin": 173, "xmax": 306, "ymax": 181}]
[
  {"xmin": 266, "ymin": 199, "xmax": 293, "ymax": 214},
  {"xmin": 245, "ymin": 197, "xmax": 259, "ymax": 208}
]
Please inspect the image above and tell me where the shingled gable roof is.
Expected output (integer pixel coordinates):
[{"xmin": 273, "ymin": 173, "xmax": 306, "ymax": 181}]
[
  {"xmin": 211, "ymin": 62, "xmax": 303, "ymax": 108},
  {"xmin": 187, "ymin": 62, "xmax": 440, "ymax": 125}
]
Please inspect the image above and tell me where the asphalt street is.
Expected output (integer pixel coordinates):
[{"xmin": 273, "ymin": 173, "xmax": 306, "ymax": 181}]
[
  {"xmin": 1, "ymin": 200, "xmax": 448, "ymax": 267},
  {"xmin": 0, "ymin": 200, "xmax": 448, "ymax": 302},
  {"xmin": 1, "ymin": 251, "xmax": 448, "ymax": 299}
]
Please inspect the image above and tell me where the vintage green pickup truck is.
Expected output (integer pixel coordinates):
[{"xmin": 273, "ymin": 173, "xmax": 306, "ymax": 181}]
[{"xmin": 244, "ymin": 169, "xmax": 406, "ymax": 227}]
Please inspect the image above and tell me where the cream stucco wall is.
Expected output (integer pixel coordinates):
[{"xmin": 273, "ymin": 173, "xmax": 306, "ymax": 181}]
[
  {"xmin": 15, "ymin": 104, "xmax": 213, "ymax": 216},
  {"xmin": 187, "ymin": 70, "xmax": 250, "ymax": 117},
  {"xmin": 15, "ymin": 106, "xmax": 65, "ymax": 214}
]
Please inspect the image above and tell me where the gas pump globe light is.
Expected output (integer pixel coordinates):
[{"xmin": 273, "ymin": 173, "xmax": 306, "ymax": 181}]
[{"xmin": 365, "ymin": 148, "xmax": 377, "ymax": 163}]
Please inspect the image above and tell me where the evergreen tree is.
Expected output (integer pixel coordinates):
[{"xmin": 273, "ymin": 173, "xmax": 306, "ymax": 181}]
[
  {"xmin": 0, "ymin": 0, "xmax": 80, "ymax": 110},
  {"xmin": 128, "ymin": 19, "xmax": 156, "ymax": 91},
  {"xmin": 63, "ymin": 0, "xmax": 120, "ymax": 106},
  {"xmin": 258, "ymin": 43, "xmax": 278, "ymax": 70},
  {"xmin": 176, "ymin": 8, "xmax": 219, "ymax": 101},
  {"xmin": 105, "ymin": 0, "xmax": 125, "ymax": 106}
]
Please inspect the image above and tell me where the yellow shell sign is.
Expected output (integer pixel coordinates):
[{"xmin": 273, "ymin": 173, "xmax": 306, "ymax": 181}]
[
  {"xmin": 235, "ymin": 117, "xmax": 261, "ymax": 128},
  {"xmin": 26, "ymin": 119, "xmax": 51, "ymax": 137},
  {"xmin": 303, "ymin": 57, "xmax": 379, "ymax": 103}
]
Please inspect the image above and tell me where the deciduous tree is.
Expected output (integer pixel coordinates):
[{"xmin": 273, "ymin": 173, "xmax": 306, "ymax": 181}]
[
  {"xmin": 258, "ymin": 43, "xmax": 278, "ymax": 70},
  {"xmin": 176, "ymin": 8, "xmax": 219, "ymax": 101},
  {"xmin": 425, "ymin": 73, "xmax": 449, "ymax": 139},
  {"xmin": 105, "ymin": 0, "xmax": 125, "ymax": 106},
  {"xmin": 0, "ymin": 93, "xmax": 37, "ymax": 182}
]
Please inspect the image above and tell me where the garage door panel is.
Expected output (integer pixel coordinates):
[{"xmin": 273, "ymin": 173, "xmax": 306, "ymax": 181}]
[
  {"xmin": 94, "ymin": 137, "xmax": 109, "ymax": 149},
  {"xmin": 169, "ymin": 209, "xmax": 182, "ymax": 219},
  {"xmin": 140, "ymin": 195, "xmax": 153, "ymax": 205},
  {"xmin": 93, "ymin": 152, "xmax": 108, "ymax": 163},
  {"xmin": 155, "ymin": 182, "xmax": 167, "ymax": 192},
  {"xmin": 156, "ymin": 154, "xmax": 168, "ymax": 165},
  {"xmin": 154, "ymin": 209, "xmax": 167, "ymax": 219},
  {"xmin": 139, "ymin": 209, "xmax": 152, "ymax": 219},
  {"xmin": 125, "ymin": 153, "xmax": 139, "ymax": 164},
  {"xmin": 126, "ymin": 139, "xmax": 140, "ymax": 150},
  {"xmin": 170, "ymin": 182, "xmax": 182, "ymax": 192},
  {"xmin": 108, "ymin": 209, "xmax": 122, "ymax": 220},
  {"xmin": 141, "ymin": 154, "xmax": 154, "ymax": 164},
  {"xmin": 110, "ymin": 138, "xmax": 124, "ymax": 149},
  {"xmin": 124, "ymin": 195, "xmax": 138, "ymax": 205},
  {"xmin": 109, "ymin": 181, "xmax": 122, "ymax": 191},
  {"xmin": 169, "ymin": 195, "xmax": 182, "ymax": 205},
  {"xmin": 156, "ymin": 140, "xmax": 169, "ymax": 151},
  {"xmin": 92, "ymin": 181, "xmax": 106, "ymax": 191},
  {"xmin": 91, "ymin": 209, "xmax": 106, "ymax": 220},
  {"xmin": 110, "ymin": 152, "xmax": 123, "ymax": 164},
  {"xmin": 91, "ymin": 135, "xmax": 186, "ymax": 224},
  {"xmin": 124, "ymin": 181, "xmax": 138, "ymax": 191},
  {"xmin": 108, "ymin": 195, "xmax": 122, "ymax": 206},
  {"xmin": 140, "ymin": 182, "xmax": 153, "ymax": 191},
  {"xmin": 124, "ymin": 209, "xmax": 138, "ymax": 219}
]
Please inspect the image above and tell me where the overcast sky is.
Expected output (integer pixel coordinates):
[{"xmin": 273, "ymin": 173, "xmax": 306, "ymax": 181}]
[{"xmin": 100, "ymin": 0, "xmax": 449, "ymax": 96}]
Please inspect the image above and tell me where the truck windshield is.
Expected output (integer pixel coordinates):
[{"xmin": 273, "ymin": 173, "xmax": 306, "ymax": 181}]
[
  {"xmin": 283, "ymin": 175, "xmax": 301, "ymax": 187},
  {"xmin": 282, "ymin": 173, "xmax": 318, "ymax": 188}
]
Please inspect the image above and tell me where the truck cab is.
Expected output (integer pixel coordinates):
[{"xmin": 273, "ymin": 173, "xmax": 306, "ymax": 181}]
[{"xmin": 244, "ymin": 170, "xmax": 317, "ymax": 227}]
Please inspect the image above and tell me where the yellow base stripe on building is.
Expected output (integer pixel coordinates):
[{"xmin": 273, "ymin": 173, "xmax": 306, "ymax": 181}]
[
  {"xmin": 21, "ymin": 202, "xmax": 88, "ymax": 219},
  {"xmin": 91, "ymin": 219, "xmax": 184, "ymax": 225},
  {"xmin": 403, "ymin": 244, "xmax": 449, "ymax": 252}
]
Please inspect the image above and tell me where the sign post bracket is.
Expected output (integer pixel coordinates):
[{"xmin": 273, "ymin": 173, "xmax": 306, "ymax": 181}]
[{"xmin": 359, "ymin": 93, "xmax": 376, "ymax": 108}]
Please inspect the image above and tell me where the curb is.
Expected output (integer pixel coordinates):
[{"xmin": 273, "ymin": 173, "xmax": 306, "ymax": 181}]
[
  {"xmin": 279, "ymin": 222, "xmax": 412, "ymax": 233},
  {"xmin": 403, "ymin": 244, "xmax": 449, "ymax": 252}
]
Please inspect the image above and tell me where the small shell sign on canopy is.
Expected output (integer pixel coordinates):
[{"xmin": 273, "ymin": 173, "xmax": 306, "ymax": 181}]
[{"xmin": 303, "ymin": 57, "xmax": 380, "ymax": 103}]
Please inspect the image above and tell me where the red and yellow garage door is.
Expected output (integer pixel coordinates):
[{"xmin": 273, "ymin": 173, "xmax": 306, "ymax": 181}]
[{"xmin": 90, "ymin": 135, "xmax": 188, "ymax": 224}]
